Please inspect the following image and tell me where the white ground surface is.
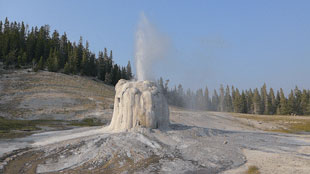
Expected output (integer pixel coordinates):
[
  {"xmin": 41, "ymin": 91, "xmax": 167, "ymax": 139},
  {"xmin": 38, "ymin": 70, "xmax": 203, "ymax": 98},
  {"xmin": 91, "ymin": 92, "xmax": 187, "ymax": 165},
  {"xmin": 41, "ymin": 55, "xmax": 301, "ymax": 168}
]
[{"xmin": 1, "ymin": 108, "xmax": 310, "ymax": 173}]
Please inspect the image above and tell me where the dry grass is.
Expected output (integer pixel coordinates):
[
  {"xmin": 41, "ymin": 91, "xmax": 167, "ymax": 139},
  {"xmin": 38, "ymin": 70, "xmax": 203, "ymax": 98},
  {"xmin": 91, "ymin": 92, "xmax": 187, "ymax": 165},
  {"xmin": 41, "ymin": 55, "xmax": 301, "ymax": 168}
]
[
  {"xmin": 0, "ymin": 69, "xmax": 115, "ymax": 119},
  {"xmin": 233, "ymin": 113, "xmax": 310, "ymax": 133},
  {"xmin": 245, "ymin": 165, "xmax": 260, "ymax": 174}
]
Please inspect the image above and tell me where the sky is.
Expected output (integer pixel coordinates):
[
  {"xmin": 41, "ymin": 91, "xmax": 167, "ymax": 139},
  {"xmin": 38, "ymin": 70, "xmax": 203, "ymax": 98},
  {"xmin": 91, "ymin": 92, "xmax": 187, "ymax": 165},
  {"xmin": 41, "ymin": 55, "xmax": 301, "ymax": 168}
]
[{"xmin": 1, "ymin": 0, "xmax": 309, "ymax": 93}]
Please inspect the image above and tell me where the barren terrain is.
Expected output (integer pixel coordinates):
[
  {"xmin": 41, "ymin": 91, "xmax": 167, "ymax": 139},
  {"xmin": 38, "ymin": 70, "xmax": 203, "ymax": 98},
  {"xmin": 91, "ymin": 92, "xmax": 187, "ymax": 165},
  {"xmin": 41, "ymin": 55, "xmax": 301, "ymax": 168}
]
[{"xmin": 1, "ymin": 69, "xmax": 310, "ymax": 174}]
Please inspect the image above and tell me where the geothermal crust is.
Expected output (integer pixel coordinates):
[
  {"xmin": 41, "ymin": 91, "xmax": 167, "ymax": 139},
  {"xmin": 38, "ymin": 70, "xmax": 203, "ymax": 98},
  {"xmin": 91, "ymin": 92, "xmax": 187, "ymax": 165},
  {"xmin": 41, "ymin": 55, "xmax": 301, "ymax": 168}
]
[{"xmin": 108, "ymin": 79, "xmax": 170, "ymax": 131}]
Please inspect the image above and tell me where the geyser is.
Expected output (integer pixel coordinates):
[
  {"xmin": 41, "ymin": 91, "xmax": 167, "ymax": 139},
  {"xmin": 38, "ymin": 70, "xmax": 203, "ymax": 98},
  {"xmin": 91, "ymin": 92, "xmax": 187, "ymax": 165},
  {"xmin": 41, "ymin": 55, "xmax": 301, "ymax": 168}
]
[
  {"xmin": 108, "ymin": 13, "xmax": 170, "ymax": 132},
  {"xmin": 108, "ymin": 79, "xmax": 170, "ymax": 131}
]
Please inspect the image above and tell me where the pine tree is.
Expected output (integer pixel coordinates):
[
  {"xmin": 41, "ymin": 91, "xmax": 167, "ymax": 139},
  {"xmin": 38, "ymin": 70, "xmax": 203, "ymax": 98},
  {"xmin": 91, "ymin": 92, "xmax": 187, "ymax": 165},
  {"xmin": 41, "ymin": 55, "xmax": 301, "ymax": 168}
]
[
  {"xmin": 47, "ymin": 48, "xmax": 59, "ymax": 72},
  {"xmin": 204, "ymin": 86, "xmax": 211, "ymax": 110},
  {"xmin": 241, "ymin": 91, "xmax": 247, "ymax": 113},
  {"xmin": 37, "ymin": 56, "xmax": 44, "ymax": 70},
  {"xmin": 269, "ymin": 88, "xmax": 276, "ymax": 114},
  {"xmin": 111, "ymin": 64, "xmax": 120, "ymax": 85},
  {"xmin": 5, "ymin": 50, "xmax": 17, "ymax": 66},
  {"xmin": 59, "ymin": 32, "xmax": 68, "ymax": 68},
  {"xmin": 261, "ymin": 83, "xmax": 269, "ymax": 115},
  {"xmin": 305, "ymin": 92, "xmax": 310, "ymax": 115},
  {"xmin": 158, "ymin": 77, "xmax": 164, "ymax": 91},
  {"xmin": 219, "ymin": 85, "xmax": 225, "ymax": 112},
  {"xmin": 245, "ymin": 89, "xmax": 254, "ymax": 114},
  {"xmin": 301, "ymin": 90, "xmax": 309, "ymax": 115},
  {"xmin": 89, "ymin": 53, "xmax": 96, "ymax": 76},
  {"xmin": 279, "ymin": 88, "xmax": 288, "ymax": 115},
  {"xmin": 224, "ymin": 85, "xmax": 233, "ymax": 112},
  {"xmin": 76, "ymin": 36, "xmax": 83, "ymax": 72},
  {"xmin": 196, "ymin": 88, "xmax": 204, "ymax": 110},
  {"xmin": 306, "ymin": 103, "xmax": 310, "ymax": 115},
  {"xmin": 109, "ymin": 50, "xmax": 113, "ymax": 60},
  {"xmin": 126, "ymin": 61, "xmax": 133, "ymax": 79},
  {"xmin": 231, "ymin": 86, "xmax": 235, "ymax": 107},
  {"xmin": 104, "ymin": 72, "xmax": 112, "ymax": 84},
  {"xmin": 81, "ymin": 48, "xmax": 89, "ymax": 75},
  {"xmin": 97, "ymin": 51, "xmax": 105, "ymax": 80},
  {"xmin": 17, "ymin": 55, "xmax": 23, "ymax": 67},
  {"xmin": 212, "ymin": 89, "xmax": 219, "ymax": 111},
  {"xmin": 233, "ymin": 88, "xmax": 244, "ymax": 113},
  {"xmin": 71, "ymin": 46, "xmax": 78, "ymax": 74},
  {"xmin": 64, "ymin": 62, "xmax": 70, "ymax": 74},
  {"xmin": 47, "ymin": 49, "xmax": 54, "ymax": 71},
  {"xmin": 121, "ymin": 67, "xmax": 127, "ymax": 80},
  {"xmin": 0, "ymin": 21, "xmax": 3, "ymax": 60},
  {"xmin": 287, "ymin": 90, "xmax": 296, "ymax": 115},
  {"xmin": 275, "ymin": 90, "xmax": 281, "ymax": 115},
  {"xmin": 253, "ymin": 88, "xmax": 262, "ymax": 114},
  {"xmin": 19, "ymin": 22, "xmax": 26, "ymax": 55},
  {"xmin": 294, "ymin": 86, "xmax": 302, "ymax": 115},
  {"xmin": 177, "ymin": 84, "xmax": 185, "ymax": 107}
]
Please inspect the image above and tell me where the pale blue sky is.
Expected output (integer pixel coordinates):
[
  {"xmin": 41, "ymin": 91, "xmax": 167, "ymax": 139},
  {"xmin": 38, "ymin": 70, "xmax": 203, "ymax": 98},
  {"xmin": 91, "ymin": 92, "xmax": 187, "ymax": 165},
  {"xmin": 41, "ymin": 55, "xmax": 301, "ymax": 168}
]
[{"xmin": 1, "ymin": 0, "xmax": 309, "ymax": 92}]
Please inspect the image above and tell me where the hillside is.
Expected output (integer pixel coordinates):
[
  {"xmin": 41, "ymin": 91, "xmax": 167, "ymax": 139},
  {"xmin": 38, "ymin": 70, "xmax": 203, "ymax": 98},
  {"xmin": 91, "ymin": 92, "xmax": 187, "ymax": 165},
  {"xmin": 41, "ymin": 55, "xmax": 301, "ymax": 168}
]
[{"xmin": 0, "ymin": 65, "xmax": 115, "ymax": 121}]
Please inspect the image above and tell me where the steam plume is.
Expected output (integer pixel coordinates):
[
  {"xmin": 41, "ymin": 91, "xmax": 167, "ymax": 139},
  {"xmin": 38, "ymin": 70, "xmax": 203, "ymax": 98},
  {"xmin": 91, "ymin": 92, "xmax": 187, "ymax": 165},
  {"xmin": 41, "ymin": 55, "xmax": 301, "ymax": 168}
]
[{"xmin": 135, "ymin": 13, "xmax": 169, "ymax": 81}]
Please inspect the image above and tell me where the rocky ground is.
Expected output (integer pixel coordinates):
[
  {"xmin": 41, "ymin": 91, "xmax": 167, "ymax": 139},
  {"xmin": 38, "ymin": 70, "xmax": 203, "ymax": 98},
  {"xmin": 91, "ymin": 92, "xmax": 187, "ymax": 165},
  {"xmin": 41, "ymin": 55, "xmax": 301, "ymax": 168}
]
[
  {"xmin": 1, "ymin": 68, "xmax": 310, "ymax": 174},
  {"xmin": 0, "ymin": 108, "xmax": 310, "ymax": 173}
]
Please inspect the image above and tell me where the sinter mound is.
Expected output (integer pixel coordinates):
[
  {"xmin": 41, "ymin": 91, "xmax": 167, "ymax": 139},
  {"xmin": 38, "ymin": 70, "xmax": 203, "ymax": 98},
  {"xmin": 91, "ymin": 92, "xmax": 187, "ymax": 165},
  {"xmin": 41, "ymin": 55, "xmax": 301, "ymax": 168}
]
[{"xmin": 108, "ymin": 79, "xmax": 169, "ymax": 131}]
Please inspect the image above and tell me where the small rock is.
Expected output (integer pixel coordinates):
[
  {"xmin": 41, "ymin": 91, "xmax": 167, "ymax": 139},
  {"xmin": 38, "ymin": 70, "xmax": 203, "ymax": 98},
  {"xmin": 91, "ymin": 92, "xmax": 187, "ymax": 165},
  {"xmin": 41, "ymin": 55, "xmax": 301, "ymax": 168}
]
[{"xmin": 127, "ymin": 151, "xmax": 131, "ymax": 158}]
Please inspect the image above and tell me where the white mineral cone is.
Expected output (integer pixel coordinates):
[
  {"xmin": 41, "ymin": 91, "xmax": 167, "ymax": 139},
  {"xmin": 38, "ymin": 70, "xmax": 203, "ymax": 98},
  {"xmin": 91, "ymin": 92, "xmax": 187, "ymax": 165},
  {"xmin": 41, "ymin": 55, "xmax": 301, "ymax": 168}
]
[{"xmin": 108, "ymin": 79, "xmax": 170, "ymax": 131}]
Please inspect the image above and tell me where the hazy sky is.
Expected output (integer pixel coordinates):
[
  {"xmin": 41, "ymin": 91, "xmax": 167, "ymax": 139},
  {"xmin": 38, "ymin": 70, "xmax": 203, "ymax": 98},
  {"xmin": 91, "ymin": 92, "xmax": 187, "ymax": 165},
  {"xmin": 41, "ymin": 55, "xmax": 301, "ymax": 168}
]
[{"xmin": 1, "ymin": 0, "xmax": 309, "ymax": 93}]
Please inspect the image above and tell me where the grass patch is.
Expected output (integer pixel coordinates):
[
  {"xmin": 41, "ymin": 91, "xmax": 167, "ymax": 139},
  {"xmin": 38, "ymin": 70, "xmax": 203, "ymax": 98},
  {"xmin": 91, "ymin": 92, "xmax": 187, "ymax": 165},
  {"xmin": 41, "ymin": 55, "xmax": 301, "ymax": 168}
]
[
  {"xmin": 0, "ymin": 116, "xmax": 41, "ymax": 139},
  {"xmin": 0, "ymin": 117, "xmax": 40, "ymax": 132},
  {"xmin": 233, "ymin": 113, "xmax": 310, "ymax": 134},
  {"xmin": 246, "ymin": 165, "xmax": 260, "ymax": 174},
  {"xmin": 70, "ymin": 118, "xmax": 105, "ymax": 127},
  {"xmin": 0, "ymin": 117, "xmax": 105, "ymax": 139}
]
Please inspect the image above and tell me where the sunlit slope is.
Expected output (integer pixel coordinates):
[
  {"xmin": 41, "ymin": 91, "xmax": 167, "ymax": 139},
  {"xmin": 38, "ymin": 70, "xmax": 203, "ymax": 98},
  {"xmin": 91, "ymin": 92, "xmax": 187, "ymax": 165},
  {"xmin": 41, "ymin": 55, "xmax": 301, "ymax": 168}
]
[{"xmin": 0, "ymin": 69, "xmax": 115, "ymax": 120}]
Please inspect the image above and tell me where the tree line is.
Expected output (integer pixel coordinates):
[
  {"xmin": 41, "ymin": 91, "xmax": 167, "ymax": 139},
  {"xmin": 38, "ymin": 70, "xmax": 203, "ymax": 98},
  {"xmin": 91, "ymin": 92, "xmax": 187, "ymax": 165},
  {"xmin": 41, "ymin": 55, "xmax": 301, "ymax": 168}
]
[
  {"xmin": 158, "ymin": 78, "xmax": 310, "ymax": 116},
  {"xmin": 0, "ymin": 18, "xmax": 133, "ymax": 85}
]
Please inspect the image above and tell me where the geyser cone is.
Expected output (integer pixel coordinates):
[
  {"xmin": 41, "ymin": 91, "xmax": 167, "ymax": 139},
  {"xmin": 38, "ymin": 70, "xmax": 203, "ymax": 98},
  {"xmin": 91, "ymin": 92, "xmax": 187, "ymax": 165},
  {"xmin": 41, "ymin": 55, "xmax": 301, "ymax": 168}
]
[{"xmin": 108, "ymin": 79, "xmax": 170, "ymax": 131}]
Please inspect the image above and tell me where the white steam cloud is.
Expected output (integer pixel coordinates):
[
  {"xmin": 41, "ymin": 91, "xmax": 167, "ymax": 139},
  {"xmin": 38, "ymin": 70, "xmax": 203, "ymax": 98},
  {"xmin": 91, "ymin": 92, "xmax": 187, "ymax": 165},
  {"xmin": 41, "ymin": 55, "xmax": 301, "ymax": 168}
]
[{"xmin": 135, "ymin": 13, "xmax": 169, "ymax": 81}]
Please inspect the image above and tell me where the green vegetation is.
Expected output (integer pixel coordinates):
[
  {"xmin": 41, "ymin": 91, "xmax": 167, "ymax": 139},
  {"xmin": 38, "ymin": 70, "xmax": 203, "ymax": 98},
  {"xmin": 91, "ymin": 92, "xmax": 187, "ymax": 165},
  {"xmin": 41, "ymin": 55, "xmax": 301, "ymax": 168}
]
[
  {"xmin": 0, "ymin": 116, "xmax": 40, "ymax": 132},
  {"xmin": 163, "ymin": 79, "xmax": 310, "ymax": 116},
  {"xmin": 246, "ymin": 165, "xmax": 260, "ymax": 174},
  {"xmin": 70, "ymin": 118, "xmax": 106, "ymax": 127},
  {"xmin": 0, "ymin": 117, "xmax": 105, "ymax": 139},
  {"xmin": 234, "ymin": 113, "xmax": 310, "ymax": 133},
  {"xmin": 0, "ymin": 18, "xmax": 133, "ymax": 86},
  {"xmin": 0, "ymin": 116, "xmax": 40, "ymax": 139}
]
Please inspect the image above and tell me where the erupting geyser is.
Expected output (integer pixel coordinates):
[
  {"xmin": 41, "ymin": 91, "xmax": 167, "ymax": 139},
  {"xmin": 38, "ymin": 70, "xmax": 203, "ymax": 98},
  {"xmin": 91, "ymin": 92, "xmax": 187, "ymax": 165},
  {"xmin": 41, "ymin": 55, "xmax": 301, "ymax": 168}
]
[
  {"xmin": 108, "ymin": 13, "xmax": 170, "ymax": 131},
  {"xmin": 108, "ymin": 80, "xmax": 170, "ymax": 131}
]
